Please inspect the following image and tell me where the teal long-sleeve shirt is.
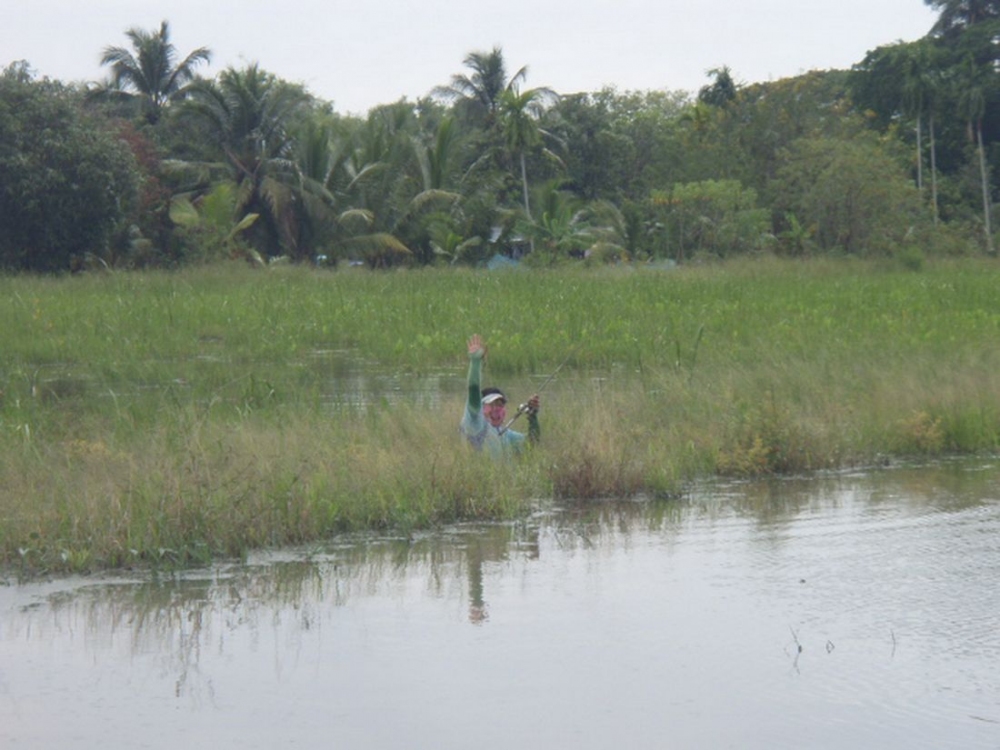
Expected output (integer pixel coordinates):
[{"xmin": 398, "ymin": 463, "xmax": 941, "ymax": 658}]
[{"xmin": 459, "ymin": 352, "xmax": 539, "ymax": 457}]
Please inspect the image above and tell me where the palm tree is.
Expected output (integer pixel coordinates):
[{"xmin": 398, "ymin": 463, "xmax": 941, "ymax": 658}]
[
  {"xmin": 175, "ymin": 64, "xmax": 310, "ymax": 257},
  {"xmin": 414, "ymin": 116, "xmax": 461, "ymax": 191},
  {"xmin": 956, "ymin": 55, "xmax": 996, "ymax": 254},
  {"xmin": 290, "ymin": 109, "xmax": 460, "ymax": 267},
  {"xmin": 897, "ymin": 41, "xmax": 944, "ymax": 221},
  {"xmin": 346, "ymin": 103, "xmax": 418, "ymax": 217},
  {"xmin": 850, "ymin": 41, "xmax": 943, "ymax": 222},
  {"xmin": 515, "ymin": 181, "xmax": 586, "ymax": 261},
  {"xmin": 499, "ymin": 85, "xmax": 558, "ymax": 220},
  {"xmin": 439, "ymin": 47, "xmax": 563, "ymax": 211},
  {"xmin": 99, "ymin": 21, "xmax": 210, "ymax": 124},
  {"xmin": 168, "ymin": 182, "xmax": 263, "ymax": 264},
  {"xmin": 698, "ymin": 66, "xmax": 738, "ymax": 107},
  {"xmin": 926, "ymin": 0, "xmax": 1000, "ymax": 36},
  {"xmin": 289, "ymin": 117, "xmax": 367, "ymax": 259},
  {"xmin": 435, "ymin": 47, "xmax": 527, "ymax": 127},
  {"xmin": 926, "ymin": 1, "xmax": 1000, "ymax": 248}
]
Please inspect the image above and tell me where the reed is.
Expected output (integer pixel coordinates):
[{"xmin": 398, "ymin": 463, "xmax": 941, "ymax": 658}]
[{"xmin": 3, "ymin": 257, "xmax": 1000, "ymax": 574}]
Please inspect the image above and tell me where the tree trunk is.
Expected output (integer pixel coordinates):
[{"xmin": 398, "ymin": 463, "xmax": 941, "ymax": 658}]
[
  {"xmin": 916, "ymin": 115, "xmax": 924, "ymax": 192},
  {"xmin": 519, "ymin": 151, "xmax": 536, "ymax": 255},
  {"xmin": 977, "ymin": 120, "xmax": 995, "ymax": 255},
  {"xmin": 929, "ymin": 113, "xmax": 939, "ymax": 224},
  {"xmin": 520, "ymin": 151, "xmax": 531, "ymax": 220}
]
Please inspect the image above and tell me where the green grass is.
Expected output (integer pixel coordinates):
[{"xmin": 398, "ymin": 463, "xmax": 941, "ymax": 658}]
[{"xmin": 4, "ymin": 256, "xmax": 1000, "ymax": 575}]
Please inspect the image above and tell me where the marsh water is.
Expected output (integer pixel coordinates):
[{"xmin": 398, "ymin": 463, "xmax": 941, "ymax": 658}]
[{"xmin": 2, "ymin": 459, "xmax": 999, "ymax": 749}]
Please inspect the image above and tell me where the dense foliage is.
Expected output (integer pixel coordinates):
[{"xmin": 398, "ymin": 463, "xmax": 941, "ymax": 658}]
[
  {"xmin": 0, "ymin": 64, "xmax": 140, "ymax": 271},
  {"xmin": 5, "ymin": 2, "xmax": 1000, "ymax": 271}
]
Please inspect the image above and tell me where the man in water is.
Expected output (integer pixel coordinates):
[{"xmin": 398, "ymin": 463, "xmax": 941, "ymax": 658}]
[{"xmin": 460, "ymin": 334, "xmax": 540, "ymax": 456}]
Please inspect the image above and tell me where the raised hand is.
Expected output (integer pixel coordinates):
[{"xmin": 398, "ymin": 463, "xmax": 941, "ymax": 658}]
[{"xmin": 467, "ymin": 334, "xmax": 486, "ymax": 360}]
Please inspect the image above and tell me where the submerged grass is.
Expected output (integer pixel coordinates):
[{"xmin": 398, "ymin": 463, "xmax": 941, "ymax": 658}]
[{"xmin": 4, "ymin": 257, "xmax": 1000, "ymax": 574}]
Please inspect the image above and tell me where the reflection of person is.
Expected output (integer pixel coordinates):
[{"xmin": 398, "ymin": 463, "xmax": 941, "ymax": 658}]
[
  {"xmin": 460, "ymin": 334, "xmax": 539, "ymax": 457},
  {"xmin": 467, "ymin": 540, "xmax": 488, "ymax": 624}
]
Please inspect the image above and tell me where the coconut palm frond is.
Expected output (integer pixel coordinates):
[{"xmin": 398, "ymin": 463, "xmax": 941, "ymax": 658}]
[
  {"xmin": 345, "ymin": 161, "xmax": 388, "ymax": 192},
  {"xmin": 340, "ymin": 232, "xmax": 412, "ymax": 268},
  {"xmin": 408, "ymin": 189, "xmax": 462, "ymax": 214},
  {"xmin": 299, "ymin": 176, "xmax": 336, "ymax": 205},
  {"xmin": 159, "ymin": 159, "xmax": 225, "ymax": 190},
  {"xmin": 168, "ymin": 195, "xmax": 200, "ymax": 228},
  {"xmin": 227, "ymin": 212, "xmax": 259, "ymax": 241},
  {"xmin": 541, "ymin": 146, "xmax": 567, "ymax": 172},
  {"xmin": 232, "ymin": 177, "xmax": 256, "ymax": 217},
  {"xmin": 343, "ymin": 232, "xmax": 410, "ymax": 254},
  {"xmin": 198, "ymin": 182, "xmax": 239, "ymax": 228},
  {"xmin": 432, "ymin": 235, "xmax": 483, "ymax": 264},
  {"xmin": 338, "ymin": 208, "xmax": 375, "ymax": 233},
  {"xmin": 390, "ymin": 189, "xmax": 462, "ymax": 236}
]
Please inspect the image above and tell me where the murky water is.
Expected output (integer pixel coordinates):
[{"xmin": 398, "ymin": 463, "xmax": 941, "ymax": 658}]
[{"xmin": 2, "ymin": 460, "xmax": 999, "ymax": 749}]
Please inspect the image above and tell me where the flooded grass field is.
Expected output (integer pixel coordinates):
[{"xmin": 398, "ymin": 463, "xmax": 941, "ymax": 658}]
[
  {"xmin": 8, "ymin": 262, "xmax": 1000, "ymax": 575},
  {"xmin": 3, "ymin": 459, "xmax": 998, "ymax": 749}
]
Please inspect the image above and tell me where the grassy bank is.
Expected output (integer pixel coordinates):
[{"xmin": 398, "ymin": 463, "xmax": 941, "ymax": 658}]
[{"xmin": 3, "ymin": 257, "xmax": 1000, "ymax": 575}]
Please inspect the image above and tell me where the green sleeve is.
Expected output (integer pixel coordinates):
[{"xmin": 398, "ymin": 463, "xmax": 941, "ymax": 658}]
[
  {"xmin": 527, "ymin": 411, "xmax": 540, "ymax": 444},
  {"xmin": 466, "ymin": 353, "xmax": 483, "ymax": 415}
]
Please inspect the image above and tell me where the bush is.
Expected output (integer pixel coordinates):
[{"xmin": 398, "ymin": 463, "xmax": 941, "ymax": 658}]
[
  {"xmin": 772, "ymin": 134, "xmax": 926, "ymax": 256},
  {"xmin": 0, "ymin": 64, "xmax": 140, "ymax": 272}
]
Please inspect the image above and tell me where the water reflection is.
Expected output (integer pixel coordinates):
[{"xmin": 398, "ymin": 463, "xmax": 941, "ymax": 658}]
[{"xmin": 3, "ymin": 460, "xmax": 1000, "ymax": 749}]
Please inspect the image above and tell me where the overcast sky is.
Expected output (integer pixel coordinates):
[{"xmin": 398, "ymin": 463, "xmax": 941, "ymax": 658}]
[{"xmin": 2, "ymin": 0, "xmax": 939, "ymax": 115}]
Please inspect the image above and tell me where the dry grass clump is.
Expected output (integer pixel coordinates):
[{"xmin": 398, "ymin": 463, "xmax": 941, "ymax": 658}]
[{"xmin": 1, "ymin": 399, "xmax": 547, "ymax": 574}]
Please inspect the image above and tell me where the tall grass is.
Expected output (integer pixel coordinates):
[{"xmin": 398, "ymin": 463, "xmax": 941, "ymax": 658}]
[{"xmin": 4, "ymin": 257, "xmax": 1000, "ymax": 574}]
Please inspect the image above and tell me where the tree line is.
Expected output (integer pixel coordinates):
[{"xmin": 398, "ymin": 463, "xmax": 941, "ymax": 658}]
[{"xmin": 2, "ymin": 1, "xmax": 1000, "ymax": 272}]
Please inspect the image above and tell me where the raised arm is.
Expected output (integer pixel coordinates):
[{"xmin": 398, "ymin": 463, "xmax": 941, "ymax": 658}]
[{"xmin": 466, "ymin": 334, "xmax": 486, "ymax": 414}]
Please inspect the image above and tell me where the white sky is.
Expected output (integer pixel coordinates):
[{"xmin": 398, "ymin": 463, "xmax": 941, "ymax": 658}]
[{"xmin": 2, "ymin": 0, "xmax": 939, "ymax": 115}]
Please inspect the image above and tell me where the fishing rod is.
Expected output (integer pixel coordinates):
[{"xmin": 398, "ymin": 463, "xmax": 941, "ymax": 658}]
[{"xmin": 497, "ymin": 347, "xmax": 577, "ymax": 435}]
